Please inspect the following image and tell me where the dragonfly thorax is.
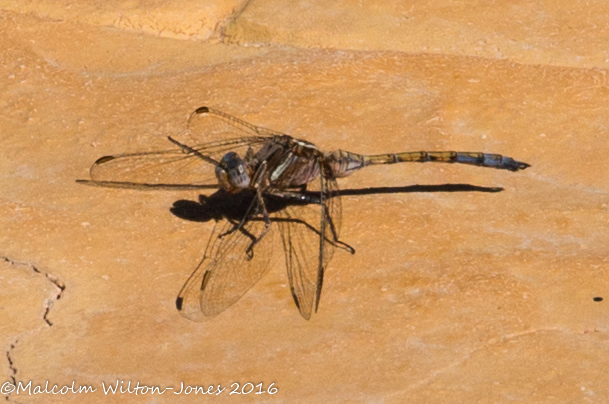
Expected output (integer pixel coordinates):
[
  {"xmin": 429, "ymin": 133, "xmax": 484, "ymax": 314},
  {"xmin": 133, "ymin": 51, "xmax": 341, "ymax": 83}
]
[{"xmin": 215, "ymin": 152, "xmax": 251, "ymax": 193}]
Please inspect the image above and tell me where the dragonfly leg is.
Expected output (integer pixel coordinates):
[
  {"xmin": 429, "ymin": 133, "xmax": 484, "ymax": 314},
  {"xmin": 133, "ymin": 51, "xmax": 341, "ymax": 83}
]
[
  {"xmin": 218, "ymin": 198, "xmax": 258, "ymax": 239},
  {"xmin": 244, "ymin": 190, "xmax": 272, "ymax": 259},
  {"xmin": 322, "ymin": 203, "xmax": 355, "ymax": 254},
  {"xmin": 219, "ymin": 162, "xmax": 269, "ymax": 241},
  {"xmin": 217, "ymin": 190, "xmax": 272, "ymax": 260},
  {"xmin": 267, "ymin": 188, "xmax": 355, "ymax": 254}
]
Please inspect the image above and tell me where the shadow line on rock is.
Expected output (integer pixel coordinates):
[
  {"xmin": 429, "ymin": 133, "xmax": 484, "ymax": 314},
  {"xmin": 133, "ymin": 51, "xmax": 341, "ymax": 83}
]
[{"xmin": 170, "ymin": 183, "xmax": 503, "ymax": 223}]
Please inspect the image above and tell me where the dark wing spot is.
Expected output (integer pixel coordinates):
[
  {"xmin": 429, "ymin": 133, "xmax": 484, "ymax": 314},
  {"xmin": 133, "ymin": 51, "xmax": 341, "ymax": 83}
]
[
  {"xmin": 175, "ymin": 296, "xmax": 184, "ymax": 310},
  {"xmin": 290, "ymin": 286, "xmax": 301, "ymax": 310},
  {"xmin": 201, "ymin": 270, "xmax": 212, "ymax": 291},
  {"xmin": 195, "ymin": 106, "xmax": 210, "ymax": 114},
  {"xmin": 94, "ymin": 155, "xmax": 116, "ymax": 165}
]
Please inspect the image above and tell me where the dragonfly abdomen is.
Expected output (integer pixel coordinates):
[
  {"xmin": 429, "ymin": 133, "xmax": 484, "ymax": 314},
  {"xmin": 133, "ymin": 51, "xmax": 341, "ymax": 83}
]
[
  {"xmin": 362, "ymin": 151, "xmax": 529, "ymax": 172},
  {"xmin": 323, "ymin": 150, "xmax": 366, "ymax": 178},
  {"xmin": 324, "ymin": 149, "xmax": 529, "ymax": 178}
]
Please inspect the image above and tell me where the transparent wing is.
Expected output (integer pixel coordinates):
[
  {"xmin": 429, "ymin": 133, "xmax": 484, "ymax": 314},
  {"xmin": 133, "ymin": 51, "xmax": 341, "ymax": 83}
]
[
  {"xmin": 176, "ymin": 207, "xmax": 274, "ymax": 321},
  {"xmin": 84, "ymin": 106, "xmax": 276, "ymax": 188},
  {"xmin": 87, "ymin": 148, "xmax": 219, "ymax": 188},
  {"xmin": 321, "ymin": 174, "xmax": 342, "ymax": 272},
  {"xmin": 187, "ymin": 106, "xmax": 286, "ymax": 144},
  {"xmin": 276, "ymin": 168, "xmax": 344, "ymax": 320}
]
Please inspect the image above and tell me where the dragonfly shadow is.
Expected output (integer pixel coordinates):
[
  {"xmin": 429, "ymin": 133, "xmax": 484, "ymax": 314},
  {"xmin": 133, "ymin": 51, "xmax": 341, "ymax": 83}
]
[
  {"xmin": 170, "ymin": 188, "xmax": 306, "ymax": 223},
  {"xmin": 170, "ymin": 184, "xmax": 503, "ymax": 223},
  {"xmin": 171, "ymin": 189, "xmax": 252, "ymax": 223}
]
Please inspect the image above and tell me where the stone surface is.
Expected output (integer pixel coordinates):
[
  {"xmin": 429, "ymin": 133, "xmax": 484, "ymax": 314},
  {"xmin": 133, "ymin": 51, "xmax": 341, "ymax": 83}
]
[
  {"xmin": 0, "ymin": 0, "xmax": 248, "ymax": 40},
  {"xmin": 225, "ymin": 0, "xmax": 609, "ymax": 68},
  {"xmin": 1, "ymin": 2, "xmax": 609, "ymax": 403}
]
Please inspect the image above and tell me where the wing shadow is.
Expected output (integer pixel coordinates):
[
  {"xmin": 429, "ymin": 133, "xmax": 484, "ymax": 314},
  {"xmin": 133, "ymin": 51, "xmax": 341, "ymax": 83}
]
[{"xmin": 170, "ymin": 183, "xmax": 503, "ymax": 223}]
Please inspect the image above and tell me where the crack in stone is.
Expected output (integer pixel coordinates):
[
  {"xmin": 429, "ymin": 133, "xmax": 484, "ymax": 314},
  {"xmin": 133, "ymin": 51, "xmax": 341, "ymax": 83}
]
[
  {"xmin": 29, "ymin": 264, "xmax": 65, "ymax": 327},
  {"xmin": 6, "ymin": 340, "xmax": 17, "ymax": 383},
  {"xmin": 5, "ymin": 339, "xmax": 18, "ymax": 403},
  {"xmin": 5, "ymin": 340, "xmax": 18, "ymax": 403},
  {"xmin": 1, "ymin": 256, "xmax": 66, "ymax": 402},
  {"xmin": 1, "ymin": 256, "xmax": 65, "ymax": 326}
]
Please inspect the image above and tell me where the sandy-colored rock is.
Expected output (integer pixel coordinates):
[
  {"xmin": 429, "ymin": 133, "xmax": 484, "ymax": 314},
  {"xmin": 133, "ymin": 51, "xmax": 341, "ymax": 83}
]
[
  {"xmin": 226, "ymin": 0, "xmax": 609, "ymax": 69},
  {"xmin": 0, "ymin": 0, "xmax": 248, "ymax": 40},
  {"xmin": 1, "ymin": 2, "xmax": 609, "ymax": 403}
]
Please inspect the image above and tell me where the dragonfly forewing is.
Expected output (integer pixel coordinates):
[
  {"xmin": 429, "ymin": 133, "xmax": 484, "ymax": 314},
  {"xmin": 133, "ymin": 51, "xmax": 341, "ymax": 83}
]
[
  {"xmin": 88, "ymin": 149, "xmax": 219, "ymax": 188},
  {"xmin": 187, "ymin": 106, "xmax": 282, "ymax": 145},
  {"xmin": 85, "ymin": 137, "xmax": 270, "ymax": 189}
]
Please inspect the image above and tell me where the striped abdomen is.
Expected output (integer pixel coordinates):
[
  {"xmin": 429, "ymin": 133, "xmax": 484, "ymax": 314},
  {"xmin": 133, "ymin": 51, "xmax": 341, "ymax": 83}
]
[{"xmin": 324, "ymin": 150, "xmax": 530, "ymax": 178}]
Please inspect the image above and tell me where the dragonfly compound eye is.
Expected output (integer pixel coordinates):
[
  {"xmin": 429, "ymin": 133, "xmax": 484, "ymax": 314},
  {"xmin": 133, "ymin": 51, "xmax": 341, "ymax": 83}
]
[{"xmin": 215, "ymin": 152, "xmax": 251, "ymax": 192}]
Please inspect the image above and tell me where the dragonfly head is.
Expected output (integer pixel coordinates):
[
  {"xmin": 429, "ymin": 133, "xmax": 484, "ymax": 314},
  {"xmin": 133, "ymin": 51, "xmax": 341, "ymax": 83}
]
[{"xmin": 215, "ymin": 152, "xmax": 251, "ymax": 192}]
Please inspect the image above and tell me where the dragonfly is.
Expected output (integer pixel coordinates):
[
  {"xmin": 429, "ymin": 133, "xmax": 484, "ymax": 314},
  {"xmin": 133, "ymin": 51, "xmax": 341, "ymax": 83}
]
[{"xmin": 79, "ymin": 107, "xmax": 530, "ymax": 320}]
